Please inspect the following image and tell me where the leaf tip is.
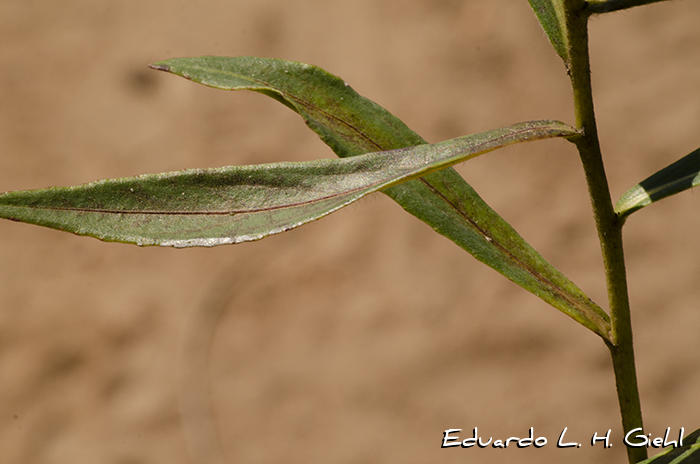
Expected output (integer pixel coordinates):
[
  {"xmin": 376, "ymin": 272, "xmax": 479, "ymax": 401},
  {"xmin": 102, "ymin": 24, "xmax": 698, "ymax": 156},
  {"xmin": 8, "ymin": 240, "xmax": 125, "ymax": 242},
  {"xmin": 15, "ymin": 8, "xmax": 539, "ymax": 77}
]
[{"xmin": 148, "ymin": 62, "xmax": 171, "ymax": 72}]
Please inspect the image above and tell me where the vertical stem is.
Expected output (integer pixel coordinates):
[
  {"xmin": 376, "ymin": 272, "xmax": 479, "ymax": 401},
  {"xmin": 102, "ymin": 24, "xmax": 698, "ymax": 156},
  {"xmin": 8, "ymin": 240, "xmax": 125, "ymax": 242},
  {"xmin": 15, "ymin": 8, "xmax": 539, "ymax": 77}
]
[{"xmin": 563, "ymin": 2, "xmax": 646, "ymax": 463}]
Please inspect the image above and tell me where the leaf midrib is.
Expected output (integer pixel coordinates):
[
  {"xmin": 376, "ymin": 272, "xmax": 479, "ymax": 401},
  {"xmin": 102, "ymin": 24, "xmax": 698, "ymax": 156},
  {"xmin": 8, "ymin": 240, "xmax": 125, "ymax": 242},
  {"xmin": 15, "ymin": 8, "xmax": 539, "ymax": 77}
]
[{"xmin": 7, "ymin": 129, "xmax": 531, "ymax": 216}]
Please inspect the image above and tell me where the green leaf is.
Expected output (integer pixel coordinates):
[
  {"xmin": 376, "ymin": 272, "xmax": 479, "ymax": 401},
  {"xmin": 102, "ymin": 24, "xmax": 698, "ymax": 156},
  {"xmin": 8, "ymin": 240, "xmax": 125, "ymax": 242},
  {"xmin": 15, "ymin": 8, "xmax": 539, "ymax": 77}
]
[
  {"xmin": 616, "ymin": 147, "xmax": 700, "ymax": 219},
  {"xmin": 636, "ymin": 427, "xmax": 700, "ymax": 464},
  {"xmin": 527, "ymin": 0, "xmax": 570, "ymax": 63},
  {"xmin": 0, "ymin": 121, "xmax": 570, "ymax": 247},
  {"xmin": 586, "ymin": 0, "xmax": 673, "ymax": 15},
  {"xmin": 150, "ymin": 56, "xmax": 609, "ymax": 339}
]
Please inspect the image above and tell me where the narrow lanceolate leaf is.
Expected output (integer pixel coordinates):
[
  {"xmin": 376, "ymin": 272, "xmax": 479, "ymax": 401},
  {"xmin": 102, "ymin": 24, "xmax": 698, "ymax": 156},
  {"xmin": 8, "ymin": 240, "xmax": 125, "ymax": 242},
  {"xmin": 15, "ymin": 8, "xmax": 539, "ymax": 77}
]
[
  {"xmin": 616, "ymin": 147, "xmax": 700, "ymax": 219},
  {"xmin": 0, "ymin": 121, "xmax": 569, "ymax": 247},
  {"xmin": 586, "ymin": 0, "xmax": 673, "ymax": 15},
  {"xmin": 636, "ymin": 427, "xmax": 700, "ymax": 464},
  {"xmin": 151, "ymin": 56, "xmax": 610, "ymax": 339},
  {"xmin": 527, "ymin": 0, "xmax": 570, "ymax": 63}
]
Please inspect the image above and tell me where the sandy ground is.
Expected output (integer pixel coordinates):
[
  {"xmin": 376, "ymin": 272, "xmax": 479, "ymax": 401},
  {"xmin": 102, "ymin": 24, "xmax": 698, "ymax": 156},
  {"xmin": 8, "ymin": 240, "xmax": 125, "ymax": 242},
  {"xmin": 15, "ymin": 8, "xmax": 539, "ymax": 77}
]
[{"xmin": 1, "ymin": 1, "xmax": 699, "ymax": 463}]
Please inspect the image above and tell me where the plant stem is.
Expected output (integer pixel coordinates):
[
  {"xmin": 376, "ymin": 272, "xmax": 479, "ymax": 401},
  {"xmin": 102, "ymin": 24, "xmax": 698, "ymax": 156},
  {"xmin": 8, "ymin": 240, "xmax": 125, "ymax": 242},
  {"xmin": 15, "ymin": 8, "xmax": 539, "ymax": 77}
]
[{"xmin": 563, "ymin": 2, "xmax": 646, "ymax": 463}]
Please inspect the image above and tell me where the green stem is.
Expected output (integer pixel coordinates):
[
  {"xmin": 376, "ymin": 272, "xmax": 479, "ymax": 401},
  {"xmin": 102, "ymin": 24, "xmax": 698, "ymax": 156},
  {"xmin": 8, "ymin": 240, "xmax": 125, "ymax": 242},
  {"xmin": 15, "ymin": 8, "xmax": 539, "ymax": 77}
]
[{"xmin": 563, "ymin": 2, "xmax": 646, "ymax": 463}]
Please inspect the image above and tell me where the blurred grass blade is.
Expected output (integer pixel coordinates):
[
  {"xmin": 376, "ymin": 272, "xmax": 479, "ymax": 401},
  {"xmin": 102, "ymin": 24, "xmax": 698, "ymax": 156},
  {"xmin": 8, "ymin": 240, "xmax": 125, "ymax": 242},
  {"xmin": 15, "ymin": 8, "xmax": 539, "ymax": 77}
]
[
  {"xmin": 636, "ymin": 427, "xmax": 700, "ymax": 464},
  {"xmin": 0, "ymin": 121, "xmax": 570, "ymax": 247},
  {"xmin": 151, "ymin": 56, "xmax": 609, "ymax": 339},
  {"xmin": 527, "ymin": 0, "xmax": 569, "ymax": 63},
  {"xmin": 616, "ymin": 147, "xmax": 700, "ymax": 219}
]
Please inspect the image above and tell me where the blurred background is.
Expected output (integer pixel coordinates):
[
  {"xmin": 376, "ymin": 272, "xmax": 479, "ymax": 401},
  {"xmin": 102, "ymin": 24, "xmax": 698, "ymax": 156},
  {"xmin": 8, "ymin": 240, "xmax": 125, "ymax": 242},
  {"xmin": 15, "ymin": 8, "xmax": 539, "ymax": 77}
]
[{"xmin": 1, "ymin": 1, "xmax": 699, "ymax": 463}]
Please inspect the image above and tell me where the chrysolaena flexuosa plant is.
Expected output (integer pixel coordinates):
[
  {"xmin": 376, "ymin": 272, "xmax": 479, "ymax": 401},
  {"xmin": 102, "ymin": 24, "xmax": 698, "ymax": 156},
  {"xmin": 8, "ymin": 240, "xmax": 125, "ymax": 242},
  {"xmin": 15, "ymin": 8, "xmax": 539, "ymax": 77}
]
[{"xmin": 0, "ymin": 1, "xmax": 698, "ymax": 463}]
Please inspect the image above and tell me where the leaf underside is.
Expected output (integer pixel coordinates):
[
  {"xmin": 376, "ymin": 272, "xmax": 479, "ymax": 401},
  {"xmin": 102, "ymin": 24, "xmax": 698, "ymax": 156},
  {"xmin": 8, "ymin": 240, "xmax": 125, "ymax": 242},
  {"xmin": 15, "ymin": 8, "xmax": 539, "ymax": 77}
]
[
  {"xmin": 616, "ymin": 147, "xmax": 700, "ymax": 219},
  {"xmin": 0, "ymin": 121, "xmax": 572, "ymax": 248},
  {"xmin": 152, "ymin": 56, "xmax": 610, "ymax": 338},
  {"xmin": 0, "ymin": 56, "xmax": 610, "ymax": 339}
]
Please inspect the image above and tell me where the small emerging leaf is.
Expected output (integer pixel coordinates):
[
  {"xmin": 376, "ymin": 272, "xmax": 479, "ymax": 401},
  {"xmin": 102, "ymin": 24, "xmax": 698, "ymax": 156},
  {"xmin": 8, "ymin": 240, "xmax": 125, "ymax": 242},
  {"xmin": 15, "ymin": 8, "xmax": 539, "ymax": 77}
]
[
  {"xmin": 527, "ymin": 0, "xmax": 570, "ymax": 63},
  {"xmin": 636, "ymin": 427, "xmax": 700, "ymax": 464},
  {"xmin": 616, "ymin": 147, "xmax": 700, "ymax": 219}
]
